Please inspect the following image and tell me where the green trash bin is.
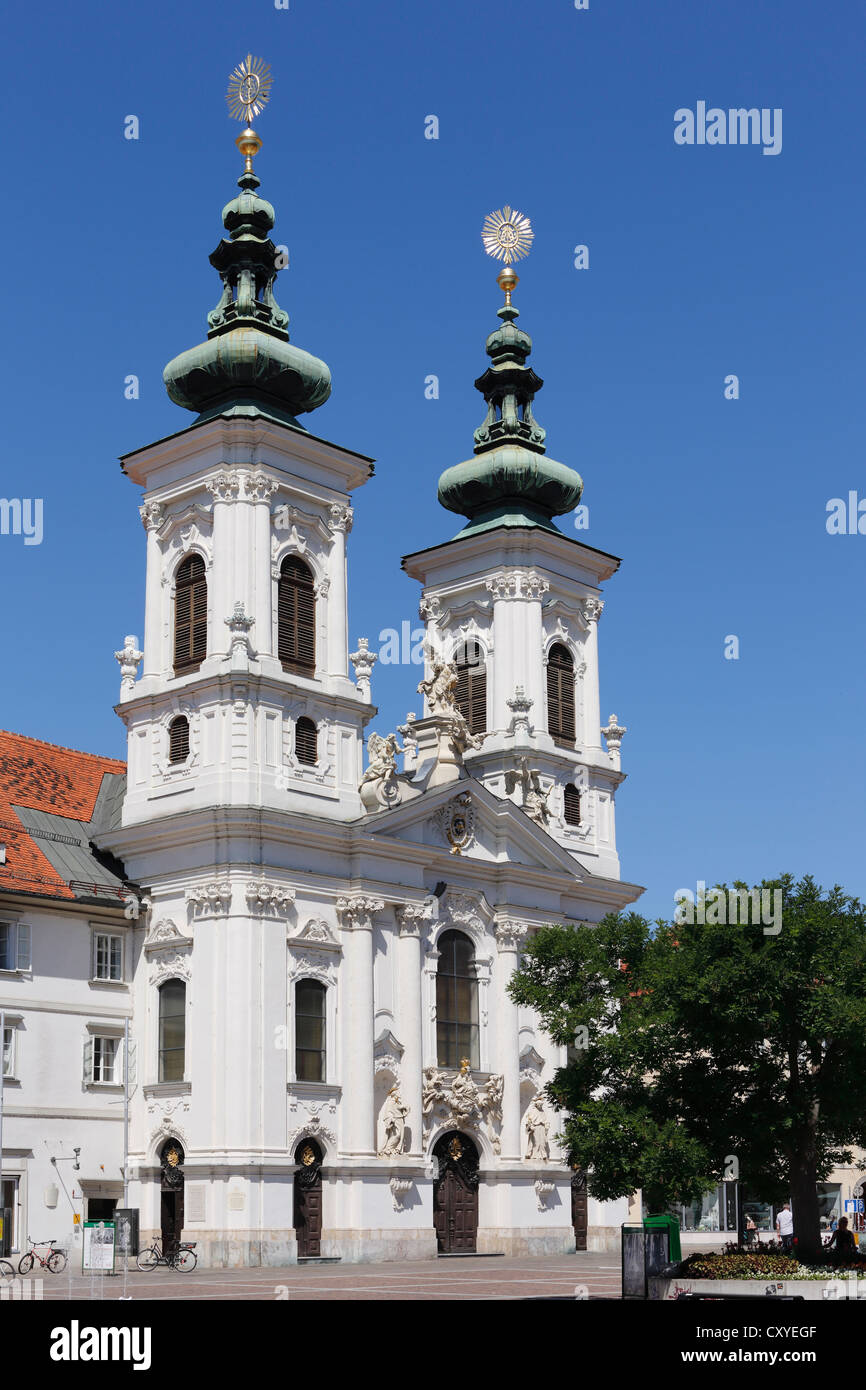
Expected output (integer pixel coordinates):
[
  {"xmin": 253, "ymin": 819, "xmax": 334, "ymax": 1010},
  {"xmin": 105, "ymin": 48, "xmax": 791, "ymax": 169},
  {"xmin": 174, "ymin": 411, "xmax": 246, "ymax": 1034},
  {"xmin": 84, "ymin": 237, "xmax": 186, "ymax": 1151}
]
[{"xmin": 643, "ymin": 1214, "xmax": 682, "ymax": 1263}]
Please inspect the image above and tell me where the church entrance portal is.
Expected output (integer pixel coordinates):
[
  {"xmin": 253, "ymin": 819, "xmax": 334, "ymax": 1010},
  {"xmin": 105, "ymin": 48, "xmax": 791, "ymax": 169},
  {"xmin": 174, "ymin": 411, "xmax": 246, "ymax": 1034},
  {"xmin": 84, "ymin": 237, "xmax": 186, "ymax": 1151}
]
[
  {"xmin": 293, "ymin": 1139, "xmax": 324, "ymax": 1257},
  {"xmin": 159, "ymin": 1139, "xmax": 185, "ymax": 1255},
  {"xmin": 433, "ymin": 1131, "xmax": 479, "ymax": 1253}
]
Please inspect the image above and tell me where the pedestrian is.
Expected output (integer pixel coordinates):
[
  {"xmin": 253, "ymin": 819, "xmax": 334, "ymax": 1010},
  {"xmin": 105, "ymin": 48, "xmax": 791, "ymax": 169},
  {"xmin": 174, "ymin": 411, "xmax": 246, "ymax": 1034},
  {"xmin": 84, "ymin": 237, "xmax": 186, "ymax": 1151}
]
[
  {"xmin": 745, "ymin": 1213, "xmax": 757, "ymax": 1247},
  {"xmin": 776, "ymin": 1201, "xmax": 795, "ymax": 1253}
]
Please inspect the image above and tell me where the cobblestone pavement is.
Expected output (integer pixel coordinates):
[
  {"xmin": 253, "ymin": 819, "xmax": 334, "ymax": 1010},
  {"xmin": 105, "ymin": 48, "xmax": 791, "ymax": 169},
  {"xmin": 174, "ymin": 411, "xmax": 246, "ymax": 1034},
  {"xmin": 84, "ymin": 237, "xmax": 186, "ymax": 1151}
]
[{"xmin": 7, "ymin": 1251, "xmax": 622, "ymax": 1301}]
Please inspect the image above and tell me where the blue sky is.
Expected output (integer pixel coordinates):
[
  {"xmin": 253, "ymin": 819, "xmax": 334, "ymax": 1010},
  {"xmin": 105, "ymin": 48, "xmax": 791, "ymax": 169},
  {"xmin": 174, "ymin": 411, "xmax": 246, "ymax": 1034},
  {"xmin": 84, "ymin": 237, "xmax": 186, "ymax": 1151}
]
[{"xmin": 2, "ymin": 0, "xmax": 864, "ymax": 918}]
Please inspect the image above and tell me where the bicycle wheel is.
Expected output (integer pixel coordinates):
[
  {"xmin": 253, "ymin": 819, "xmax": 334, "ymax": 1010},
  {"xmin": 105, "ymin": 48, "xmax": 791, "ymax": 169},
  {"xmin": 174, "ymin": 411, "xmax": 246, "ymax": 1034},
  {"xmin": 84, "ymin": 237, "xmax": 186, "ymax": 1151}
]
[
  {"xmin": 17, "ymin": 1252, "xmax": 34, "ymax": 1275},
  {"xmin": 137, "ymin": 1247, "xmax": 159, "ymax": 1271},
  {"xmin": 176, "ymin": 1248, "xmax": 197, "ymax": 1272},
  {"xmin": 0, "ymin": 1260, "xmax": 15, "ymax": 1283},
  {"xmin": 47, "ymin": 1250, "xmax": 67, "ymax": 1274}
]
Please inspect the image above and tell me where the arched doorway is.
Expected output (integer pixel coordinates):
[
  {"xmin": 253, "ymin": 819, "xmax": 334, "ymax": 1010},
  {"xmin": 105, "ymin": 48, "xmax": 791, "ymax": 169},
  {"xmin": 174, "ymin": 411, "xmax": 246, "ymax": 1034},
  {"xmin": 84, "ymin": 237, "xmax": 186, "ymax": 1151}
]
[
  {"xmin": 571, "ymin": 1169, "xmax": 588, "ymax": 1251},
  {"xmin": 159, "ymin": 1138, "xmax": 185, "ymax": 1255},
  {"xmin": 293, "ymin": 1138, "xmax": 323, "ymax": 1258},
  {"xmin": 433, "ymin": 1131, "xmax": 479, "ymax": 1253}
]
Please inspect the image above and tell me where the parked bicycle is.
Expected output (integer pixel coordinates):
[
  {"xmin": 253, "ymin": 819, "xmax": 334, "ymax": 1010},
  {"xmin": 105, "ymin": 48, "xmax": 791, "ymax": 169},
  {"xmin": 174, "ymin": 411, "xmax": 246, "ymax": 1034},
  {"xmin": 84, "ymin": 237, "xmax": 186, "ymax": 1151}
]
[
  {"xmin": 18, "ymin": 1237, "xmax": 67, "ymax": 1274},
  {"xmin": 0, "ymin": 1259, "xmax": 15, "ymax": 1284},
  {"xmin": 136, "ymin": 1239, "xmax": 197, "ymax": 1272}
]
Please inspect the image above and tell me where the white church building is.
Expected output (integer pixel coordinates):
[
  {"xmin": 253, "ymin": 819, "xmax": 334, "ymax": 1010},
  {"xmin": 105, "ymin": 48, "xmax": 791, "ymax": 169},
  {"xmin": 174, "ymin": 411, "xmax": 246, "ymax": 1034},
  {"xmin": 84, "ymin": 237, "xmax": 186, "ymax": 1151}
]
[{"xmin": 0, "ymin": 119, "xmax": 643, "ymax": 1265}]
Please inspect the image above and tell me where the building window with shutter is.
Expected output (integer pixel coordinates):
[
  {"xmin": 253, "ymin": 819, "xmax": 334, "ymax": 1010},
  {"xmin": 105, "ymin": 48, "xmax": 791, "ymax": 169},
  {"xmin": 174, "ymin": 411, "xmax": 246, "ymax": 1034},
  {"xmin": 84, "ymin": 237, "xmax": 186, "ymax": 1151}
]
[
  {"xmin": 158, "ymin": 979, "xmax": 186, "ymax": 1082},
  {"xmin": 295, "ymin": 979, "xmax": 326, "ymax": 1081},
  {"xmin": 454, "ymin": 640, "xmax": 487, "ymax": 735},
  {"xmin": 0, "ymin": 922, "xmax": 31, "ymax": 973},
  {"xmin": 173, "ymin": 553, "xmax": 208, "ymax": 675},
  {"xmin": 295, "ymin": 716, "xmax": 318, "ymax": 766},
  {"xmin": 92, "ymin": 931, "xmax": 123, "ymax": 982},
  {"xmin": 278, "ymin": 556, "xmax": 316, "ymax": 676},
  {"xmin": 436, "ymin": 929, "xmax": 479, "ymax": 1070},
  {"xmin": 3, "ymin": 1024, "xmax": 17, "ymax": 1079},
  {"xmin": 563, "ymin": 784, "xmax": 582, "ymax": 826},
  {"xmin": 547, "ymin": 642, "xmax": 576, "ymax": 745},
  {"xmin": 168, "ymin": 715, "xmax": 190, "ymax": 764}
]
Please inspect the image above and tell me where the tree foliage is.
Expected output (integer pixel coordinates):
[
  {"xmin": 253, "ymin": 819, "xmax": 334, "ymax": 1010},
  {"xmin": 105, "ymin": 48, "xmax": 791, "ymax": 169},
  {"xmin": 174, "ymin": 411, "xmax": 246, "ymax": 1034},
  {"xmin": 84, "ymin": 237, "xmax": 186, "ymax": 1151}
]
[{"xmin": 508, "ymin": 875, "xmax": 866, "ymax": 1259}]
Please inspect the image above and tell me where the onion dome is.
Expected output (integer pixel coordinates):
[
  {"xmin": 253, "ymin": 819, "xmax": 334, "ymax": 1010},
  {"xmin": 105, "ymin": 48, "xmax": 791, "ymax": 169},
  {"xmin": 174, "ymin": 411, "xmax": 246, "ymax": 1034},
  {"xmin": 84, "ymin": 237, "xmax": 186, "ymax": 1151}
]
[
  {"xmin": 163, "ymin": 124, "xmax": 331, "ymax": 427},
  {"xmin": 438, "ymin": 237, "xmax": 583, "ymax": 535}
]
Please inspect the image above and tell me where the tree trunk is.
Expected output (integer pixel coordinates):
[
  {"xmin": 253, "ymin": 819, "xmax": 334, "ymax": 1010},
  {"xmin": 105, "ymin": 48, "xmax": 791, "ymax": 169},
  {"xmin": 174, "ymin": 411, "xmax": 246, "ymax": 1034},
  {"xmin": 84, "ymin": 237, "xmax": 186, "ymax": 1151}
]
[{"xmin": 789, "ymin": 1155, "xmax": 822, "ymax": 1264}]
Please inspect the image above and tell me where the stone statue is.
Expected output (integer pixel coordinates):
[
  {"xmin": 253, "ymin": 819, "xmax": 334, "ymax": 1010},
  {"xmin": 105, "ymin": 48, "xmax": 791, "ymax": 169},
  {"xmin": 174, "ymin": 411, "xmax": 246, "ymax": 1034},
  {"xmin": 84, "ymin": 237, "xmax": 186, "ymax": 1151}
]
[
  {"xmin": 524, "ymin": 1094, "xmax": 550, "ymax": 1162},
  {"xmin": 378, "ymin": 1086, "xmax": 409, "ymax": 1157},
  {"xmin": 418, "ymin": 655, "xmax": 459, "ymax": 716},
  {"xmin": 507, "ymin": 759, "xmax": 551, "ymax": 826},
  {"xmin": 422, "ymin": 1060, "xmax": 504, "ymax": 1155},
  {"xmin": 359, "ymin": 731, "xmax": 402, "ymax": 810}
]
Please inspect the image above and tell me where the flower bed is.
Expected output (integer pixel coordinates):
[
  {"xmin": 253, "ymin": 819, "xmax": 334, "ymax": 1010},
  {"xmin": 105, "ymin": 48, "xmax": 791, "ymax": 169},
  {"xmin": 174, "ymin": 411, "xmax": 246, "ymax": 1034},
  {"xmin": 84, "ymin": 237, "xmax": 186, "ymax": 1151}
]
[{"xmin": 681, "ymin": 1251, "xmax": 866, "ymax": 1281}]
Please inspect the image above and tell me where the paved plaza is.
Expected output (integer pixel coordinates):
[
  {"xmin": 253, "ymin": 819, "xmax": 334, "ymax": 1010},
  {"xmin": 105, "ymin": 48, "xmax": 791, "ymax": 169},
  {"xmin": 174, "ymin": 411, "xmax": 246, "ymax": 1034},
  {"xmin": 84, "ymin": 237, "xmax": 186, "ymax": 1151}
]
[{"xmin": 8, "ymin": 1251, "xmax": 622, "ymax": 1301}]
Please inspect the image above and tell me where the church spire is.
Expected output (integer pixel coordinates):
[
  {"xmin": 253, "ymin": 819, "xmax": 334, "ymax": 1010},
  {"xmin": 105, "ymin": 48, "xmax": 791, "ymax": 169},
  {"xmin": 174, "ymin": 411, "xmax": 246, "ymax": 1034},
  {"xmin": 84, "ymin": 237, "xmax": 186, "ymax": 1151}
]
[
  {"xmin": 163, "ymin": 56, "xmax": 331, "ymax": 428},
  {"xmin": 437, "ymin": 207, "xmax": 583, "ymax": 537}
]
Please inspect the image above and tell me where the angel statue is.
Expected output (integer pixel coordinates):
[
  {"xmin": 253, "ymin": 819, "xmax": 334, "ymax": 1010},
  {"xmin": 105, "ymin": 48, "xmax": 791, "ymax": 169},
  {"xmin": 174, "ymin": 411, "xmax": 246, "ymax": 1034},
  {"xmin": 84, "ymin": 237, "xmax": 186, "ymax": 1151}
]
[
  {"xmin": 417, "ymin": 656, "xmax": 459, "ymax": 716},
  {"xmin": 506, "ymin": 759, "xmax": 551, "ymax": 826},
  {"xmin": 360, "ymin": 731, "xmax": 402, "ymax": 792}
]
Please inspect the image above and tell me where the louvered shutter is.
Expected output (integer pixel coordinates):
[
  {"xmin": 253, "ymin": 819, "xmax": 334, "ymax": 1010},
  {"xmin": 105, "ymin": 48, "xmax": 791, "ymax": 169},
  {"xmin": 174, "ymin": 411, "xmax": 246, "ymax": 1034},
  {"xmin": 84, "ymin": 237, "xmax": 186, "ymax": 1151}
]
[
  {"xmin": 547, "ymin": 644, "xmax": 576, "ymax": 743},
  {"xmin": 174, "ymin": 554, "xmax": 207, "ymax": 673},
  {"xmin": 83, "ymin": 1037, "xmax": 94, "ymax": 1085},
  {"xmin": 564, "ymin": 784, "xmax": 581, "ymax": 826},
  {"xmin": 455, "ymin": 642, "xmax": 486, "ymax": 735},
  {"xmin": 295, "ymin": 717, "xmax": 318, "ymax": 765},
  {"xmin": 169, "ymin": 717, "xmax": 190, "ymax": 763},
  {"xmin": 278, "ymin": 557, "xmax": 316, "ymax": 675},
  {"xmin": 16, "ymin": 922, "xmax": 30, "ymax": 971}
]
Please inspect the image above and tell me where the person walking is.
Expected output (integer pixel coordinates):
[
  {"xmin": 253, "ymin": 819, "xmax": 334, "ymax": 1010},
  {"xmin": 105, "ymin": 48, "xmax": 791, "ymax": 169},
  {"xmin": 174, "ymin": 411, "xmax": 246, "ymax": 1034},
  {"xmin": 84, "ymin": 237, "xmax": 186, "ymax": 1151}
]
[
  {"xmin": 776, "ymin": 1201, "xmax": 795, "ymax": 1253},
  {"xmin": 745, "ymin": 1213, "xmax": 757, "ymax": 1247}
]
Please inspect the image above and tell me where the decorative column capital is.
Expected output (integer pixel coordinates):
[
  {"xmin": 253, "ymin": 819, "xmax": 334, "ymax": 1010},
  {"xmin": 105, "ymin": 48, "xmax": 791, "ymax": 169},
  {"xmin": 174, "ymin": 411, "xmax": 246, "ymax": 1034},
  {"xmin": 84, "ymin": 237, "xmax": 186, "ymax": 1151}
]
[
  {"xmin": 506, "ymin": 685, "xmax": 534, "ymax": 739},
  {"xmin": 395, "ymin": 900, "xmax": 435, "ymax": 937},
  {"xmin": 244, "ymin": 879, "xmax": 295, "ymax": 916},
  {"xmin": 114, "ymin": 635, "xmax": 143, "ymax": 698},
  {"xmin": 494, "ymin": 919, "xmax": 527, "ymax": 953},
  {"xmin": 245, "ymin": 470, "xmax": 279, "ymax": 503},
  {"xmin": 582, "ymin": 596, "xmax": 604, "ymax": 625},
  {"xmin": 336, "ymin": 896, "xmax": 385, "ymax": 932},
  {"xmin": 139, "ymin": 501, "xmax": 164, "ymax": 532},
  {"xmin": 205, "ymin": 469, "xmax": 241, "ymax": 502},
  {"xmin": 329, "ymin": 503, "xmax": 354, "ymax": 535},
  {"xmin": 485, "ymin": 569, "xmax": 549, "ymax": 601},
  {"xmin": 418, "ymin": 593, "xmax": 442, "ymax": 622}
]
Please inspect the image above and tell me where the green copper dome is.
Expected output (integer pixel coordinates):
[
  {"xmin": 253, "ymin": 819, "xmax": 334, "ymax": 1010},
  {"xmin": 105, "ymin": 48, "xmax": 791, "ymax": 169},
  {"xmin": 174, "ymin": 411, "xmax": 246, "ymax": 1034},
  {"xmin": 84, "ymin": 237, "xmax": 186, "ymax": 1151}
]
[
  {"xmin": 437, "ymin": 301, "xmax": 583, "ymax": 534},
  {"xmin": 163, "ymin": 164, "xmax": 331, "ymax": 427}
]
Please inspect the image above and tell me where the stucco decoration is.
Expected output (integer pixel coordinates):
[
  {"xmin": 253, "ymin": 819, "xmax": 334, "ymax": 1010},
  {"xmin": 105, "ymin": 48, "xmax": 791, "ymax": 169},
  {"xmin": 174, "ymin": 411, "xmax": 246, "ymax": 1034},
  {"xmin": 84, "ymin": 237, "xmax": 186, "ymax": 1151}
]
[
  {"xmin": 389, "ymin": 1177, "xmax": 414, "ymax": 1212},
  {"xmin": 435, "ymin": 791, "xmax": 476, "ymax": 855},
  {"xmin": 186, "ymin": 879, "xmax": 232, "ymax": 920},
  {"xmin": 359, "ymin": 731, "xmax": 403, "ymax": 811},
  {"xmin": 422, "ymin": 1059, "xmax": 504, "ymax": 1155},
  {"xmin": 245, "ymin": 879, "xmax": 295, "ymax": 917},
  {"xmin": 287, "ymin": 1111, "xmax": 336, "ymax": 1154}
]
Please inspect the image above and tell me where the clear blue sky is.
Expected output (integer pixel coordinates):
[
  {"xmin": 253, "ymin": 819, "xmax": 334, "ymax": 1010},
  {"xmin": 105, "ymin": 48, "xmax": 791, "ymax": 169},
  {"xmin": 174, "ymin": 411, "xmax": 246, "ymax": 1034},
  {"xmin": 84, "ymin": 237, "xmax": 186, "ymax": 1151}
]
[{"xmin": 2, "ymin": 0, "xmax": 864, "ymax": 919}]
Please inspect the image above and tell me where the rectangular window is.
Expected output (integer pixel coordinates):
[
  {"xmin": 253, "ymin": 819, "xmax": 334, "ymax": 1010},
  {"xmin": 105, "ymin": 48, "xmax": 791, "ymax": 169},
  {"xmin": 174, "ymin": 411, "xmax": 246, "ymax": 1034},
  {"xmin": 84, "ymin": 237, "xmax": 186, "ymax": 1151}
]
[
  {"xmin": 158, "ymin": 980, "xmax": 186, "ymax": 1082},
  {"xmin": 0, "ymin": 922, "xmax": 30, "ymax": 972},
  {"xmin": 93, "ymin": 932, "xmax": 123, "ymax": 982},
  {"xmin": 2, "ymin": 1025, "xmax": 15, "ymax": 1078},
  {"xmin": 85, "ymin": 1035, "xmax": 121, "ymax": 1085}
]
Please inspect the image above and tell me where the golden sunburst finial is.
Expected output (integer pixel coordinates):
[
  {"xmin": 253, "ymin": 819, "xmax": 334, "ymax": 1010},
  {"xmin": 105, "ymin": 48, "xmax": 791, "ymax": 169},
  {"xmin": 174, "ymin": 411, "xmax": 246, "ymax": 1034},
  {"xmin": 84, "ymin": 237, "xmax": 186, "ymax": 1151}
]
[
  {"xmin": 481, "ymin": 206, "xmax": 534, "ymax": 308},
  {"xmin": 226, "ymin": 54, "xmax": 273, "ymax": 124}
]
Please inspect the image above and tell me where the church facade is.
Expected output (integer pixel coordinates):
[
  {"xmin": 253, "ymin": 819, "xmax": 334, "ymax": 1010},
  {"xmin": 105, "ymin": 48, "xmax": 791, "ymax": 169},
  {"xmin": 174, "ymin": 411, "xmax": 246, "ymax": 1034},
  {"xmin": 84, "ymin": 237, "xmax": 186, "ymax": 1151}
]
[{"xmin": 1, "ymin": 126, "xmax": 644, "ymax": 1265}]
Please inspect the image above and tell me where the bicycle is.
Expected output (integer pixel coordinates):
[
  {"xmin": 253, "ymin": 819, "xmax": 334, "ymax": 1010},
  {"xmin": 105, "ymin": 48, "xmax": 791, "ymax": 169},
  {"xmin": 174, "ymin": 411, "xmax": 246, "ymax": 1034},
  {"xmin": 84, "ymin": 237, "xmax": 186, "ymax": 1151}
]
[
  {"xmin": 0, "ymin": 1260, "xmax": 15, "ymax": 1284},
  {"xmin": 18, "ymin": 1237, "xmax": 67, "ymax": 1275},
  {"xmin": 136, "ymin": 1239, "xmax": 197, "ymax": 1272}
]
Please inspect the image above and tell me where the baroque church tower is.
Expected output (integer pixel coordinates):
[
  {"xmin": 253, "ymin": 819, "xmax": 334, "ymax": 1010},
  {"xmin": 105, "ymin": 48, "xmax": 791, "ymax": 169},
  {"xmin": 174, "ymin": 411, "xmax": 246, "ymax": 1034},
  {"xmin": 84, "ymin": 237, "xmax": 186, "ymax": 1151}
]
[{"xmin": 100, "ymin": 75, "xmax": 641, "ymax": 1265}]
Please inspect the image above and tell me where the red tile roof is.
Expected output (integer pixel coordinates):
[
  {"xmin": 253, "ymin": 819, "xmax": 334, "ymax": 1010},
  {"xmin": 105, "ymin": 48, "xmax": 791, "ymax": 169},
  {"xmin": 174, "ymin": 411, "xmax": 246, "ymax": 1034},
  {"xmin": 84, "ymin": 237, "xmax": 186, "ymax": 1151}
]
[{"xmin": 0, "ymin": 730, "xmax": 126, "ymax": 902}]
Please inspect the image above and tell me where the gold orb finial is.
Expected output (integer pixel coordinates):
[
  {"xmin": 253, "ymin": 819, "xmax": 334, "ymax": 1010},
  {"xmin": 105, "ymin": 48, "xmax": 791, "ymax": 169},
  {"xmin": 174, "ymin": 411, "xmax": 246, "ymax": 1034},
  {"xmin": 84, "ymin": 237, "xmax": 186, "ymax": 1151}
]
[
  {"xmin": 226, "ymin": 55, "xmax": 273, "ymax": 173},
  {"xmin": 482, "ymin": 206, "xmax": 533, "ymax": 307}
]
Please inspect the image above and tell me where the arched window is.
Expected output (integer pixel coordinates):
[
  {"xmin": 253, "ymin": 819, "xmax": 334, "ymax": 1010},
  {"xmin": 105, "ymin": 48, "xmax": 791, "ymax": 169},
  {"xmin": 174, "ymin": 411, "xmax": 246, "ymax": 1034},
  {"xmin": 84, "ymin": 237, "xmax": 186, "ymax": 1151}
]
[
  {"xmin": 564, "ymin": 783, "xmax": 581, "ymax": 826},
  {"xmin": 158, "ymin": 979, "xmax": 186, "ymax": 1082},
  {"xmin": 295, "ymin": 716, "xmax": 318, "ymax": 766},
  {"xmin": 174, "ymin": 554, "xmax": 207, "ymax": 675},
  {"xmin": 168, "ymin": 716, "xmax": 190, "ymax": 764},
  {"xmin": 278, "ymin": 556, "xmax": 316, "ymax": 676},
  {"xmin": 454, "ymin": 640, "xmax": 487, "ymax": 735},
  {"xmin": 295, "ymin": 979, "xmax": 326, "ymax": 1082},
  {"xmin": 436, "ymin": 929, "xmax": 479, "ymax": 1070},
  {"xmin": 547, "ymin": 642, "xmax": 576, "ymax": 744}
]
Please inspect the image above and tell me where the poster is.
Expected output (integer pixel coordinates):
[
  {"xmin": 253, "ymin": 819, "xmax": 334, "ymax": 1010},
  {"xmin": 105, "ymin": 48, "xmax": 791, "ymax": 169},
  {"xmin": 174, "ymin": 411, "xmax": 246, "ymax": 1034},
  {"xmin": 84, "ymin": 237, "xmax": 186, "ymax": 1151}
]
[{"xmin": 82, "ymin": 1220, "xmax": 116, "ymax": 1272}]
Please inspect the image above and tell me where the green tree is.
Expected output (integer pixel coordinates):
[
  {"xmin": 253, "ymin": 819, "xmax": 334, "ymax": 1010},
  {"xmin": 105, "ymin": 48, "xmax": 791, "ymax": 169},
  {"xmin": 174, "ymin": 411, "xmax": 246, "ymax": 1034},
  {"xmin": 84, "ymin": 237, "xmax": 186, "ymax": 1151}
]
[{"xmin": 508, "ymin": 875, "xmax": 866, "ymax": 1263}]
